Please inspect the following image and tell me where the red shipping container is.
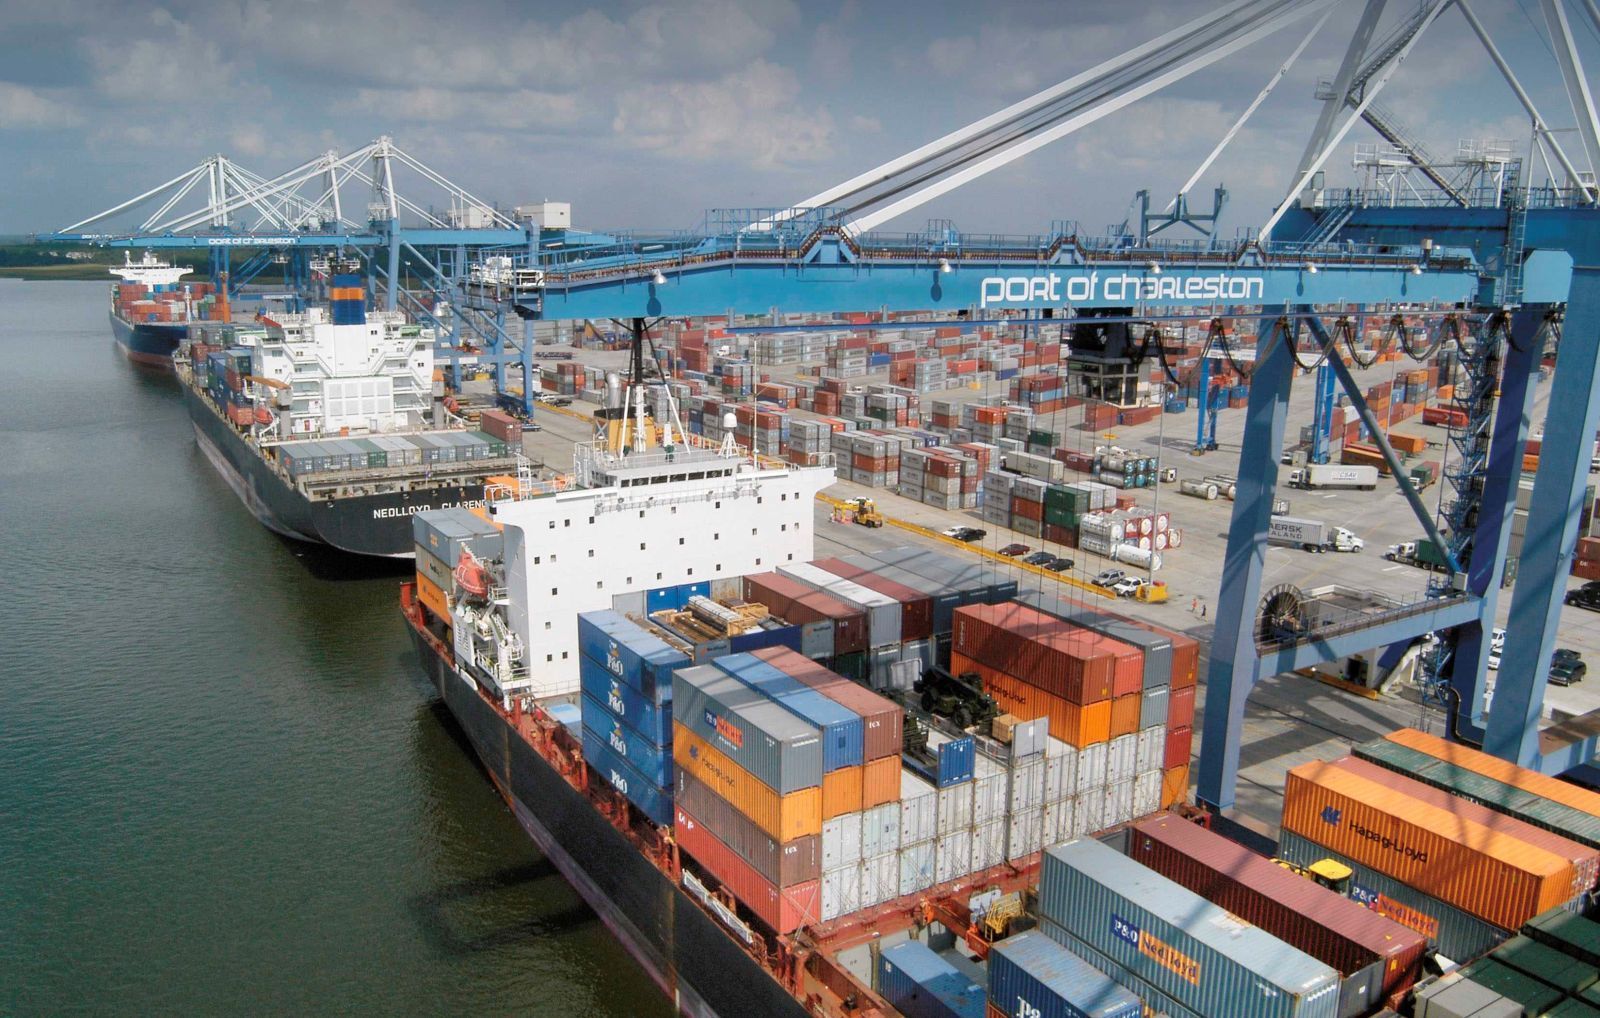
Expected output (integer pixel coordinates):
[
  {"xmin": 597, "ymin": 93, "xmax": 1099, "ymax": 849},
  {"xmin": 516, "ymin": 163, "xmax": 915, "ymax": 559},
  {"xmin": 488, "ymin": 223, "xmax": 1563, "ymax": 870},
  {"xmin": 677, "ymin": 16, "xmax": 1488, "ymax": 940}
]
[
  {"xmin": 754, "ymin": 647, "xmax": 903, "ymax": 761},
  {"xmin": 1164, "ymin": 726, "xmax": 1192, "ymax": 770},
  {"xmin": 1128, "ymin": 815, "xmax": 1427, "ymax": 1000},
  {"xmin": 951, "ymin": 603, "xmax": 1114, "ymax": 704},
  {"xmin": 1167, "ymin": 684, "xmax": 1196, "ymax": 730},
  {"xmin": 810, "ymin": 559, "xmax": 933, "ymax": 643},
  {"xmin": 675, "ymin": 804, "xmax": 820, "ymax": 933},
  {"xmin": 478, "ymin": 409, "xmax": 522, "ymax": 443},
  {"xmin": 742, "ymin": 573, "xmax": 867, "ymax": 654}
]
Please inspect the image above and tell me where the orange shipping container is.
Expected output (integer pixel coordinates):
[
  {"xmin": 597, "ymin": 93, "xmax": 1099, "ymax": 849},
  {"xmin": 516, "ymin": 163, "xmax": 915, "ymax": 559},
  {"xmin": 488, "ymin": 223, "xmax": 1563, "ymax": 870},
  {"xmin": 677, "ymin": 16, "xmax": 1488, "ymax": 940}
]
[
  {"xmin": 672, "ymin": 722, "xmax": 822, "ymax": 841},
  {"xmin": 822, "ymin": 765, "xmax": 863, "ymax": 820},
  {"xmin": 1386, "ymin": 728, "xmax": 1600, "ymax": 822},
  {"xmin": 1388, "ymin": 433, "xmax": 1427, "ymax": 455},
  {"xmin": 970, "ymin": 658, "xmax": 1111, "ymax": 748},
  {"xmin": 1109, "ymin": 694, "xmax": 1141, "ymax": 739},
  {"xmin": 861, "ymin": 755, "xmax": 900, "ymax": 810},
  {"xmin": 1161, "ymin": 764, "xmax": 1190, "ymax": 808},
  {"xmin": 415, "ymin": 572, "xmax": 450, "ymax": 620},
  {"xmin": 1282, "ymin": 759, "xmax": 1577, "ymax": 930}
]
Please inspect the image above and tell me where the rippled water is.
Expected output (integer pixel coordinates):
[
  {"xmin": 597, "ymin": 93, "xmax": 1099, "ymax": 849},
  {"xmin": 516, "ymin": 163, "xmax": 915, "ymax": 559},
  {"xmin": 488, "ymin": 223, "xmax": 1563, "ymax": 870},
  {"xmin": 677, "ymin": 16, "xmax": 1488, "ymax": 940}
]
[{"xmin": 0, "ymin": 280, "xmax": 669, "ymax": 1016}]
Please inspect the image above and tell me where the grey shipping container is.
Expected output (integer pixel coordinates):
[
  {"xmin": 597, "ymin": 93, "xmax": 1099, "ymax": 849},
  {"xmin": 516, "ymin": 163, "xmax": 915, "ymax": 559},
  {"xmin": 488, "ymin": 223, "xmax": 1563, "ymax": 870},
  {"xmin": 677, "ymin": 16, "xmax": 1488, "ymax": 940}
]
[
  {"xmin": 1038, "ymin": 838, "xmax": 1340, "ymax": 1018},
  {"xmin": 1039, "ymin": 918, "xmax": 1203, "ymax": 1018},
  {"xmin": 1277, "ymin": 830, "xmax": 1512, "ymax": 962},
  {"xmin": 1138, "ymin": 685, "xmax": 1169, "ymax": 730},
  {"xmin": 674, "ymin": 767, "xmax": 820, "ymax": 888},
  {"xmin": 671, "ymin": 664, "xmax": 823, "ymax": 794}
]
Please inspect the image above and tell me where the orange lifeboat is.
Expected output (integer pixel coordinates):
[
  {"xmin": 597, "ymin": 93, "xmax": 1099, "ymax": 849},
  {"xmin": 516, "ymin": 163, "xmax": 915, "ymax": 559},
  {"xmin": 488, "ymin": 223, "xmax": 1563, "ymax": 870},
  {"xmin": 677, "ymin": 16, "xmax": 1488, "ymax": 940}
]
[
  {"xmin": 454, "ymin": 548, "xmax": 489, "ymax": 598},
  {"xmin": 253, "ymin": 405, "xmax": 274, "ymax": 426}
]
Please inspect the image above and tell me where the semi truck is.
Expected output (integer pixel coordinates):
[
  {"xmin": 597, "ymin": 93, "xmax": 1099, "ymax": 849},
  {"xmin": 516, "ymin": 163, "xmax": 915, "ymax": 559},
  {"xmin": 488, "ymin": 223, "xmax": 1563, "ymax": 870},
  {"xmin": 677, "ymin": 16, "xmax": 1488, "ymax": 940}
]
[
  {"xmin": 1269, "ymin": 515, "xmax": 1365, "ymax": 553},
  {"xmin": 1286, "ymin": 464, "xmax": 1380, "ymax": 490}
]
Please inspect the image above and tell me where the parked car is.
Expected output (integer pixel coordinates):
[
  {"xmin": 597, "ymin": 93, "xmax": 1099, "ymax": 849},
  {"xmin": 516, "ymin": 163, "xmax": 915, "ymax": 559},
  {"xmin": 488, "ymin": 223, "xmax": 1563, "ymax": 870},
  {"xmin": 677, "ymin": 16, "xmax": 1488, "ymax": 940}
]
[
  {"xmin": 1043, "ymin": 556, "xmax": 1074, "ymax": 573},
  {"xmin": 1565, "ymin": 588, "xmax": 1600, "ymax": 612},
  {"xmin": 998, "ymin": 543, "xmax": 1031, "ymax": 557},
  {"xmin": 1111, "ymin": 577, "xmax": 1146, "ymax": 598},
  {"xmin": 1551, "ymin": 657, "xmax": 1587, "ymax": 686},
  {"xmin": 1022, "ymin": 551, "xmax": 1056, "ymax": 566},
  {"xmin": 941, "ymin": 526, "xmax": 987, "ymax": 543},
  {"xmin": 1091, "ymin": 569, "xmax": 1127, "ymax": 588},
  {"xmin": 1491, "ymin": 627, "xmax": 1506, "ymax": 653}
]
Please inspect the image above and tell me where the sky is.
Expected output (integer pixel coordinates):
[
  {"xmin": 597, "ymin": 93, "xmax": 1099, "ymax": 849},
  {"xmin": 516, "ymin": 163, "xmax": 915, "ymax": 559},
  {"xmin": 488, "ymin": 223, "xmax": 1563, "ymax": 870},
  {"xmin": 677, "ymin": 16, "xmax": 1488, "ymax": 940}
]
[{"xmin": 2, "ymin": 0, "xmax": 1595, "ymax": 238}]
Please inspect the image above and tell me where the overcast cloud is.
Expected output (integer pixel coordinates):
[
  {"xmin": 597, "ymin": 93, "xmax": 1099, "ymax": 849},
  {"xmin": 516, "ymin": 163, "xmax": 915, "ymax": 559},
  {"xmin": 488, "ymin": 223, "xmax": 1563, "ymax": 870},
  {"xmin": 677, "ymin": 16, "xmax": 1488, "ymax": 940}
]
[{"xmin": 1, "ymin": 0, "xmax": 1594, "ymax": 236}]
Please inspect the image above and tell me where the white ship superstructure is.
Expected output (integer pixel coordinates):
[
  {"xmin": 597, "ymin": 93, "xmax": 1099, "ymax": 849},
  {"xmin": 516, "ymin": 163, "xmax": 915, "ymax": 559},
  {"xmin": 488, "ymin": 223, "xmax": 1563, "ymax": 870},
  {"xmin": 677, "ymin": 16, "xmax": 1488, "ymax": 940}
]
[
  {"xmin": 248, "ymin": 307, "xmax": 436, "ymax": 435},
  {"xmin": 110, "ymin": 250, "xmax": 191, "ymax": 286}
]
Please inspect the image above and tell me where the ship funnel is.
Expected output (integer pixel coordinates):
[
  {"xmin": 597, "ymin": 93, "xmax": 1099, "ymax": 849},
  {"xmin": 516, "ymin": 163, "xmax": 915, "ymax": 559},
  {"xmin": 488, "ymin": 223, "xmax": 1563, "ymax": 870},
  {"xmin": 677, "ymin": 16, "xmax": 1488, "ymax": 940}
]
[
  {"xmin": 606, "ymin": 372, "xmax": 623, "ymax": 410},
  {"xmin": 329, "ymin": 273, "xmax": 366, "ymax": 326}
]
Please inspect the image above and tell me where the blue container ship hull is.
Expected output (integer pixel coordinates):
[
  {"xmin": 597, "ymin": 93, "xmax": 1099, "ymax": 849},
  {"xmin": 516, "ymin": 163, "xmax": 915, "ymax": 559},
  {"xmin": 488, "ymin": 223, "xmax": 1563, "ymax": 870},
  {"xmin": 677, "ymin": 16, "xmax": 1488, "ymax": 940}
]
[{"xmin": 110, "ymin": 310, "xmax": 186, "ymax": 368}]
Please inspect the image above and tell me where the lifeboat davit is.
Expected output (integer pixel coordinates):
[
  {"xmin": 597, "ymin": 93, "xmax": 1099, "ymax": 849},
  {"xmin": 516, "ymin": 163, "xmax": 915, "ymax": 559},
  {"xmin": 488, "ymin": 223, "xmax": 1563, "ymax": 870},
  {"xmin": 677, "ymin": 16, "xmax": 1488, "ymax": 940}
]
[{"xmin": 454, "ymin": 548, "xmax": 489, "ymax": 597}]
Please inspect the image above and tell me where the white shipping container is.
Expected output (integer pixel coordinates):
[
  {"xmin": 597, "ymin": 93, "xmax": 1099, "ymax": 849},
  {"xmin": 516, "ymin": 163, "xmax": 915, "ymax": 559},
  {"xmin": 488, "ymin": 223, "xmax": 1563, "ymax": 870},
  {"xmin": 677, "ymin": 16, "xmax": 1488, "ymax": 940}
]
[
  {"xmin": 1009, "ymin": 755, "xmax": 1046, "ymax": 813},
  {"xmin": 1044, "ymin": 739, "xmax": 1078, "ymax": 803},
  {"xmin": 1104, "ymin": 778, "xmax": 1134, "ymax": 829},
  {"xmin": 860, "ymin": 854, "xmax": 898, "ymax": 909},
  {"xmin": 936, "ymin": 779, "xmax": 974, "ymax": 832},
  {"xmin": 935, "ymin": 828, "xmax": 973, "ymax": 884},
  {"xmin": 823, "ymin": 811, "xmax": 863, "ymax": 871},
  {"xmin": 1044, "ymin": 797, "xmax": 1075, "ymax": 845},
  {"xmin": 822, "ymin": 863, "xmax": 863, "ymax": 921},
  {"xmin": 1006, "ymin": 805, "xmax": 1045, "ymax": 861},
  {"xmin": 972, "ymin": 759, "xmax": 1007, "ymax": 825},
  {"xmin": 1075, "ymin": 742, "xmax": 1108, "ymax": 796},
  {"xmin": 971, "ymin": 818, "xmax": 1006, "ymax": 873},
  {"xmin": 898, "ymin": 840, "xmax": 936, "ymax": 897},
  {"xmin": 1106, "ymin": 734, "xmax": 1138, "ymax": 787},
  {"xmin": 861, "ymin": 802, "xmax": 900, "ymax": 859},
  {"xmin": 1078, "ymin": 789, "xmax": 1106, "ymax": 835},
  {"xmin": 1135, "ymin": 725, "xmax": 1166, "ymax": 774},
  {"xmin": 899, "ymin": 771, "xmax": 938, "ymax": 845},
  {"xmin": 1133, "ymin": 769, "xmax": 1162, "ymax": 817}
]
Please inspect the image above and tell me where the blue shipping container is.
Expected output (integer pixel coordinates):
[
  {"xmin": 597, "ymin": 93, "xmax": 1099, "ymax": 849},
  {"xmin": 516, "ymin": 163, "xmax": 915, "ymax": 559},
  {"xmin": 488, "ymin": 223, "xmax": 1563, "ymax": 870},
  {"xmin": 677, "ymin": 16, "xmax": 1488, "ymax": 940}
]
[
  {"xmin": 580, "ymin": 656, "xmax": 673, "ymax": 745},
  {"xmin": 727, "ymin": 624, "xmax": 804, "ymax": 655},
  {"xmin": 937, "ymin": 737, "xmax": 976, "ymax": 788},
  {"xmin": 577, "ymin": 611, "xmax": 689, "ymax": 704},
  {"xmin": 877, "ymin": 940, "xmax": 985, "ymax": 1018},
  {"xmin": 988, "ymin": 930, "xmax": 1142, "ymax": 1018},
  {"xmin": 581, "ymin": 694, "xmax": 672, "ymax": 786},
  {"xmin": 546, "ymin": 702, "xmax": 583, "ymax": 737},
  {"xmin": 580, "ymin": 728, "xmax": 673, "ymax": 826},
  {"xmin": 717, "ymin": 653, "xmax": 864, "ymax": 771},
  {"xmin": 646, "ymin": 586, "xmax": 684, "ymax": 613}
]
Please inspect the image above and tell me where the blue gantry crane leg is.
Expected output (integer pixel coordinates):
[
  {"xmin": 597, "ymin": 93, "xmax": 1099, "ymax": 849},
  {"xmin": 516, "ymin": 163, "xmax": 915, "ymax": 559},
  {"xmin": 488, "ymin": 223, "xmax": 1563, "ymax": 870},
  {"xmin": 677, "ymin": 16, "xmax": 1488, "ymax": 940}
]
[
  {"xmin": 1310, "ymin": 360, "xmax": 1336, "ymax": 463},
  {"xmin": 1491, "ymin": 269, "xmax": 1600, "ymax": 771}
]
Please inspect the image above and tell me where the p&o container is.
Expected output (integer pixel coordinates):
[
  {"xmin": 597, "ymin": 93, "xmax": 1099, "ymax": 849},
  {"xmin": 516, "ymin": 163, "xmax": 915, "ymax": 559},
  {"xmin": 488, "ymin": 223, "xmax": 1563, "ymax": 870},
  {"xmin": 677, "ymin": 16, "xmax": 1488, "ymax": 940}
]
[
  {"xmin": 672, "ymin": 665, "xmax": 822, "ymax": 794},
  {"xmin": 987, "ymin": 929, "xmax": 1142, "ymax": 1018},
  {"xmin": 876, "ymin": 939, "xmax": 986, "ymax": 1018}
]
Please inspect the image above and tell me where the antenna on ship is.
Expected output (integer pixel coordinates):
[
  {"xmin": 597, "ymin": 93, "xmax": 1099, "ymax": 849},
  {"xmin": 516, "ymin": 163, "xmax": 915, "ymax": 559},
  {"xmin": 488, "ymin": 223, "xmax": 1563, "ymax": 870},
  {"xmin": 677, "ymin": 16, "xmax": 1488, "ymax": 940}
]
[{"xmin": 600, "ymin": 315, "xmax": 680, "ymax": 458}]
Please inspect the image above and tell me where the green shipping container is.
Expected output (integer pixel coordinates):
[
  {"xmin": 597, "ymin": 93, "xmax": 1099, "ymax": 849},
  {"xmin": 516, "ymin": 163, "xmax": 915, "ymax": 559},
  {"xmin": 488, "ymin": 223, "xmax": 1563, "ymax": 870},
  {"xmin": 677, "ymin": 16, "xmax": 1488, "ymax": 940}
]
[
  {"xmin": 1416, "ymin": 538, "xmax": 1450, "ymax": 568},
  {"xmin": 1458, "ymin": 958, "xmax": 1563, "ymax": 1016},
  {"xmin": 1528, "ymin": 908, "xmax": 1600, "ymax": 967},
  {"xmin": 1491, "ymin": 935, "xmax": 1599, "ymax": 994}
]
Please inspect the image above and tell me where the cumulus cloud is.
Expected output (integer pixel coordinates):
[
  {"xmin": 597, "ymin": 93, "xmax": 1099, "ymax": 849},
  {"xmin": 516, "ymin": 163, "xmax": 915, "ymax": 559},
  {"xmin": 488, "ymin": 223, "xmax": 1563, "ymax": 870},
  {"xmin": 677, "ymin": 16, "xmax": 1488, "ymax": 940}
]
[
  {"xmin": 339, "ymin": 86, "xmax": 588, "ymax": 133},
  {"xmin": 613, "ymin": 59, "xmax": 834, "ymax": 168},
  {"xmin": 83, "ymin": 8, "xmax": 232, "ymax": 103}
]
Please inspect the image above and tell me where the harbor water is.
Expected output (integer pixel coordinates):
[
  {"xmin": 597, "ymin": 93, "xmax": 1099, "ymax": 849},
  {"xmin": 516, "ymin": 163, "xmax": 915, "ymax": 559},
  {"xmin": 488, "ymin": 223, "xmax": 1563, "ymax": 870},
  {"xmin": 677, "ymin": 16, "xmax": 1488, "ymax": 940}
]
[{"xmin": 0, "ymin": 280, "xmax": 669, "ymax": 1016}]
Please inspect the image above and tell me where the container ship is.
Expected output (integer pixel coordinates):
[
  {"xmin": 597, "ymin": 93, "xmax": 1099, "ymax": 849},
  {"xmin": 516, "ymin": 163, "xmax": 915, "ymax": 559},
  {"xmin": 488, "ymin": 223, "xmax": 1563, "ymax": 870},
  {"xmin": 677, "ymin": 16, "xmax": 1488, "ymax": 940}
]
[
  {"xmin": 109, "ymin": 251, "xmax": 229, "ymax": 367},
  {"xmin": 176, "ymin": 274, "xmax": 519, "ymax": 557}
]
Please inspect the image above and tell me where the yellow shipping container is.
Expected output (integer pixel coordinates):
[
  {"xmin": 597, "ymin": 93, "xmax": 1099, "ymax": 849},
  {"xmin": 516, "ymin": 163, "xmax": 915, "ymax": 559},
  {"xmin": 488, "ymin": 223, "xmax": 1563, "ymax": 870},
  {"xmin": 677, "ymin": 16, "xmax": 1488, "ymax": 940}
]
[
  {"xmin": 1282, "ymin": 759, "xmax": 1576, "ymax": 930},
  {"xmin": 415, "ymin": 572, "xmax": 450, "ymax": 620},
  {"xmin": 672, "ymin": 722, "xmax": 822, "ymax": 841}
]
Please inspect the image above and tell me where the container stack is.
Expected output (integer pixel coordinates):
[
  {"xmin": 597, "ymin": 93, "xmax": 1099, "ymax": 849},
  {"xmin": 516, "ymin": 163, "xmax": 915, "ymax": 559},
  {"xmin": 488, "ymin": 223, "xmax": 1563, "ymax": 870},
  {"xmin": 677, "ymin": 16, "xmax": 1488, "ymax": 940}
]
[
  {"xmin": 576, "ymin": 611, "xmax": 691, "ymax": 827},
  {"xmin": 1126, "ymin": 814, "xmax": 1428, "ymax": 1015},
  {"xmin": 785, "ymin": 418, "xmax": 833, "ymax": 468},
  {"xmin": 1037, "ymin": 838, "xmax": 1343, "ymax": 1018},
  {"xmin": 413, "ymin": 507, "xmax": 504, "ymax": 624},
  {"xmin": 922, "ymin": 732, "xmax": 979, "ymax": 885},
  {"xmin": 1277, "ymin": 754, "xmax": 1600, "ymax": 961}
]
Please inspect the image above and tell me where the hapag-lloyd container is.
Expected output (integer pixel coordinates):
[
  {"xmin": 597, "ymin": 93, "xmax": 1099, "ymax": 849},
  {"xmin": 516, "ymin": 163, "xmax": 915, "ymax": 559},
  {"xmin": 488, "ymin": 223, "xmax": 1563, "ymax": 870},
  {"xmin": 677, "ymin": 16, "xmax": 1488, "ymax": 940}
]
[
  {"xmin": 1277, "ymin": 829, "xmax": 1512, "ymax": 962},
  {"xmin": 742, "ymin": 572, "xmax": 868, "ymax": 654},
  {"xmin": 1016, "ymin": 592, "xmax": 1174, "ymax": 692},
  {"xmin": 1334, "ymin": 756, "xmax": 1600, "ymax": 900},
  {"xmin": 577, "ymin": 609, "xmax": 690, "ymax": 703},
  {"xmin": 754, "ymin": 647, "xmax": 904, "ymax": 760},
  {"xmin": 1038, "ymin": 839, "xmax": 1342, "ymax": 1018},
  {"xmin": 1361, "ymin": 730, "xmax": 1600, "ymax": 851},
  {"xmin": 673, "ymin": 664, "xmax": 823, "ymax": 794},
  {"xmin": 674, "ymin": 767, "xmax": 821, "ymax": 888},
  {"xmin": 1281, "ymin": 759, "xmax": 1579, "ymax": 931},
  {"xmin": 579, "ymin": 655, "xmax": 674, "ymax": 744},
  {"xmin": 581, "ymin": 693, "xmax": 673, "ymax": 786},
  {"xmin": 715, "ymin": 653, "xmax": 864, "ymax": 772},
  {"xmin": 968, "ymin": 658, "xmax": 1112, "ymax": 749},
  {"xmin": 778, "ymin": 562, "xmax": 902, "ymax": 649},
  {"xmin": 811, "ymin": 557, "xmax": 935, "ymax": 642},
  {"xmin": 674, "ymin": 803, "xmax": 820, "ymax": 934},
  {"xmin": 952, "ymin": 603, "xmax": 1115, "ymax": 704},
  {"xmin": 1128, "ymin": 814, "xmax": 1427, "ymax": 1016},
  {"xmin": 987, "ymin": 929, "xmax": 1142, "ymax": 1018},
  {"xmin": 671, "ymin": 722, "xmax": 822, "ymax": 841}
]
